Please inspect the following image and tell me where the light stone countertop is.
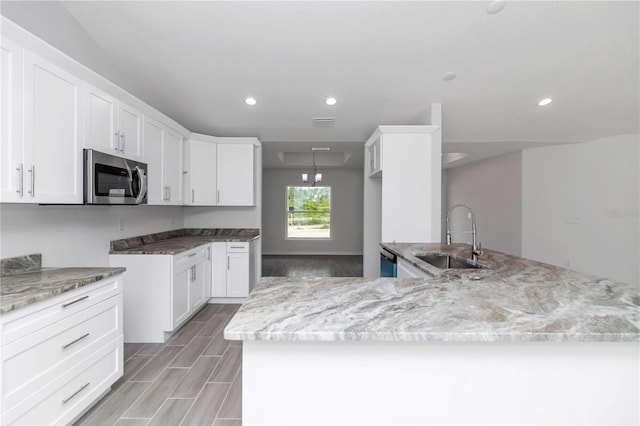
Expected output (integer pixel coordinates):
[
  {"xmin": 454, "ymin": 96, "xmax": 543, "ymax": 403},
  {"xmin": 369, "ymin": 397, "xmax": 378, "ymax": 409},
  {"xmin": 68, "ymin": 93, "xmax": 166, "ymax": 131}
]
[
  {"xmin": 224, "ymin": 243, "xmax": 640, "ymax": 343},
  {"xmin": 1, "ymin": 265, "xmax": 126, "ymax": 314}
]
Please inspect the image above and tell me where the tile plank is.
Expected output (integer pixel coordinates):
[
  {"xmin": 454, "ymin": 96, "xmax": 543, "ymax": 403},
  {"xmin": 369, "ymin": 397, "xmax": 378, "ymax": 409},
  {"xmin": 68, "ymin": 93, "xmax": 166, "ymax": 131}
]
[
  {"xmin": 130, "ymin": 345, "xmax": 182, "ymax": 382},
  {"xmin": 181, "ymin": 383, "xmax": 230, "ymax": 426},
  {"xmin": 75, "ymin": 381, "xmax": 151, "ymax": 425},
  {"xmin": 217, "ymin": 370, "xmax": 242, "ymax": 419},
  {"xmin": 172, "ymin": 356, "xmax": 221, "ymax": 398},
  {"xmin": 208, "ymin": 346, "xmax": 242, "ymax": 383},
  {"xmin": 148, "ymin": 398, "xmax": 194, "ymax": 425},
  {"xmin": 171, "ymin": 336, "xmax": 213, "ymax": 368},
  {"xmin": 125, "ymin": 368, "xmax": 188, "ymax": 418}
]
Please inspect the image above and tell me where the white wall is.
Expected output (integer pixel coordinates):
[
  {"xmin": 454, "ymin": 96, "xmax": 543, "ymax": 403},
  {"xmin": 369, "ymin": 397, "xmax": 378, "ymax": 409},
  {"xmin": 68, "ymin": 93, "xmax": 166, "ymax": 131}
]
[
  {"xmin": 0, "ymin": 1, "xmax": 134, "ymax": 93},
  {"xmin": 444, "ymin": 151, "xmax": 523, "ymax": 256},
  {"xmin": 522, "ymin": 134, "xmax": 639, "ymax": 285},
  {"xmin": 0, "ymin": 204, "xmax": 184, "ymax": 267},
  {"xmin": 262, "ymin": 169, "xmax": 363, "ymax": 255}
]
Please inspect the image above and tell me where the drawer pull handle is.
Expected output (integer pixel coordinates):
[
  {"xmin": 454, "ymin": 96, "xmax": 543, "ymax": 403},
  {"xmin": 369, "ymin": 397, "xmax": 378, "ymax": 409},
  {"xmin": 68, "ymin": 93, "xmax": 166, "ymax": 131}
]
[
  {"xmin": 62, "ymin": 333, "xmax": 90, "ymax": 349},
  {"xmin": 62, "ymin": 382, "xmax": 90, "ymax": 404},
  {"xmin": 62, "ymin": 295, "xmax": 89, "ymax": 308},
  {"xmin": 230, "ymin": 246, "xmax": 244, "ymax": 249},
  {"xmin": 188, "ymin": 252, "xmax": 197, "ymax": 257}
]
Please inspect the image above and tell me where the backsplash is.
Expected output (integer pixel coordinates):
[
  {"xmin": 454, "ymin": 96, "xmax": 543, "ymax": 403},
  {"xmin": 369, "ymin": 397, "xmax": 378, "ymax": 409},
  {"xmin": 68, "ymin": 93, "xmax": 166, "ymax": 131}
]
[{"xmin": 1, "ymin": 253, "xmax": 42, "ymax": 277}]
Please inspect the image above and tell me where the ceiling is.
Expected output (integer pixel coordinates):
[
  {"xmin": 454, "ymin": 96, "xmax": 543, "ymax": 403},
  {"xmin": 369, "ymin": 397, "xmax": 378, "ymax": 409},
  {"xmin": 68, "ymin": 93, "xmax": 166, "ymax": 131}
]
[{"xmin": 16, "ymin": 1, "xmax": 640, "ymax": 168}]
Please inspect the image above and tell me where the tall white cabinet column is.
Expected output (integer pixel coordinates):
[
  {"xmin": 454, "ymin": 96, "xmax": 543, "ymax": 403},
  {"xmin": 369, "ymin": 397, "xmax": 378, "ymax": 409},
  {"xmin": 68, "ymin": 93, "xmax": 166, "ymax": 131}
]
[{"xmin": 362, "ymin": 126, "xmax": 442, "ymax": 277}]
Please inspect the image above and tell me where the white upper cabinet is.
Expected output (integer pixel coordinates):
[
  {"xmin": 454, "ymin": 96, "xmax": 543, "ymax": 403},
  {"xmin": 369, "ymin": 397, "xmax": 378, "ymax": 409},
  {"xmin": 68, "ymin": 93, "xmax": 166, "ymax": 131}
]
[
  {"xmin": 217, "ymin": 143, "xmax": 255, "ymax": 206},
  {"xmin": 0, "ymin": 37, "xmax": 24, "ymax": 203},
  {"xmin": 184, "ymin": 135, "xmax": 256, "ymax": 207},
  {"xmin": 22, "ymin": 51, "xmax": 83, "ymax": 204},
  {"xmin": 163, "ymin": 127, "xmax": 183, "ymax": 205},
  {"xmin": 184, "ymin": 138, "xmax": 217, "ymax": 206},
  {"xmin": 144, "ymin": 116, "xmax": 183, "ymax": 205},
  {"xmin": 84, "ymin": 85, "xmax": 142, "ymax": 161}
]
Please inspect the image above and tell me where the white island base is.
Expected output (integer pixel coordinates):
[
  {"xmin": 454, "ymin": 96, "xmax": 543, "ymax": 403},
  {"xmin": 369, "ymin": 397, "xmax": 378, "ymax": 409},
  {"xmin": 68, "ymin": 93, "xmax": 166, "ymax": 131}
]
[{"xmin": 242, "ymin": 341, "xmax": 639, "ymax": 425}]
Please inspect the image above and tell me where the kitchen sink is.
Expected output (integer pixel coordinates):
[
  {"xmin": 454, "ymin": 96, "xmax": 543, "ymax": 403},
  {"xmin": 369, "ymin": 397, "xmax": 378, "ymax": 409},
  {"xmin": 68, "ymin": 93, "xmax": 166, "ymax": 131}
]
[{"xmin": 415, "ymin": 254, "xmax": 482, "ymax": 269}]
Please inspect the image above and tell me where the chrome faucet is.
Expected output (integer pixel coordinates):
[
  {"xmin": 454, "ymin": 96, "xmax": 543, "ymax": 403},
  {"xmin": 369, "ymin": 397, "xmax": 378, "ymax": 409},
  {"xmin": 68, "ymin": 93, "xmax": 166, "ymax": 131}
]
[{"xmin": 446, "ymin": 203, "xmax": 483, "ymax": 261}]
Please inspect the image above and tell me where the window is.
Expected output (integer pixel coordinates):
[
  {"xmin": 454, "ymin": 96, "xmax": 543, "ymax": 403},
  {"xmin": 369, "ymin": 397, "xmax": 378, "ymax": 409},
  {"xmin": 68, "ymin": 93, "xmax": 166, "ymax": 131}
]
[{"xmin": 287, "ymin": 186, "xmax": 331, "ymax": 239}]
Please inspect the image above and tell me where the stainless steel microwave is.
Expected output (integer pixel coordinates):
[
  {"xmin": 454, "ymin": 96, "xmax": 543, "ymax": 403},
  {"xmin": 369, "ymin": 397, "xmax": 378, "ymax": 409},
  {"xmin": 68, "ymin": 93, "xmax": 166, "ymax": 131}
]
[{"xmin": 84, "ymin": 149, "xmax": 148, "ymax": 205}]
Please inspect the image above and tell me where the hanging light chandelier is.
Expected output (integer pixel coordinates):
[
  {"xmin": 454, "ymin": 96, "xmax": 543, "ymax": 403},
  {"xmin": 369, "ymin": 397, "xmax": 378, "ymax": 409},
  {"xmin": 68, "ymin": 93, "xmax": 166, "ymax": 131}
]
[{"xmin": 302, "ymin": 147, "xmax": 328, "ymax": 186}]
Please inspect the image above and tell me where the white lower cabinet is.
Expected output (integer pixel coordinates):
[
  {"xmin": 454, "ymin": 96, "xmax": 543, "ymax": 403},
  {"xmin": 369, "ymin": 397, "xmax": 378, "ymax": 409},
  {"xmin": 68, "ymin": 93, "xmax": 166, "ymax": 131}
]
[
  {"xmin": 1, "ymin": 275, "xmax": 124, "ymax": 425},
  {"xmin": 109, "ymin": 244, "xmax": 211, "ymax": 343},
  {"xmin": 211, "ymin": 242, "xmax": 250, "ymax": 299}
]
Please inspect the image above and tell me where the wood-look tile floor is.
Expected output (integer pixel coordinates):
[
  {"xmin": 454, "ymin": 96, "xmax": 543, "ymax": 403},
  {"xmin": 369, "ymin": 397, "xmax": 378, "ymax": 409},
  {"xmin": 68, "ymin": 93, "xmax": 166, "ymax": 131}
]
[
  {"xmin": 75, "ymin": 304, "xmax": 242, "ymax": 426},
  {"xmin": 262, "ymin": 255, "xmax": 363, "ymax": 277}
]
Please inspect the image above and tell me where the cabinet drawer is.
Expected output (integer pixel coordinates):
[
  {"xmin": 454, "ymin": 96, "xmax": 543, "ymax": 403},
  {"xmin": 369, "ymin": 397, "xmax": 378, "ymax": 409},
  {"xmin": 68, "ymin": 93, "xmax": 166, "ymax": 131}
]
[
  {"xmin": 4, "ymin": 339, "xmax": 122, "ymax": 426},
  {"xmin": 1, "ymin": 275, "xmax": 122, "ymax": 346},
  {"xmin": 226, "ymin": 242, "xmax": 249, "ymax": 253},
  {"xmin": 2, "ymin": 295, "xmax": 121, "ymax": 410},
  {"xmin": 174, "ymin": 245, "xmax": 209, "ymax": 268}
]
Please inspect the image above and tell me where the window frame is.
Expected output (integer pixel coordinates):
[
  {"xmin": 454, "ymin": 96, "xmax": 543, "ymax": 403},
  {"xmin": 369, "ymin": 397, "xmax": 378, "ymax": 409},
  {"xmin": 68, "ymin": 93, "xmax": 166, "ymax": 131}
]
[{"xmin": 285, "ymin": 185, "xmax": 332, "ymax": 240}]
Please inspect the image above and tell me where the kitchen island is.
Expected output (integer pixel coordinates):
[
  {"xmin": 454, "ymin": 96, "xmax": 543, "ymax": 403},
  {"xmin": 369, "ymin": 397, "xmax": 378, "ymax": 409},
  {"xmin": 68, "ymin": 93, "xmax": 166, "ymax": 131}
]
[{"xmin": 225, "ymin": 244, "xmax": 639, "ymax": 425}]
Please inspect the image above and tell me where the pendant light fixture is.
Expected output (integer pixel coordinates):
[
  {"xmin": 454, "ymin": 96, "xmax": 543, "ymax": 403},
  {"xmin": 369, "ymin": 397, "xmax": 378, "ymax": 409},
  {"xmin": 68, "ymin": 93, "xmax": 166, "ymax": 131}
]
[{"xmin": 302, "ymin": 147, "xmax": 329, "ymax": 186}]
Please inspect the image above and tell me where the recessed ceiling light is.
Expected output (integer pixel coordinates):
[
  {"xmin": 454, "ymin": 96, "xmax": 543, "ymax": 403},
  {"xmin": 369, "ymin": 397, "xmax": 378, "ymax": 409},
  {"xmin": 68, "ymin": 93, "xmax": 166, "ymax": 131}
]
[
  {"xmin": 326, "ymin": 97, "xmax": 337, "ymax": 106},
  {"xmin": 442, "ymin": 72, "xmax": 456, "ymax": 81},
  {"xmin": 538, "ymin": 98, "xmax": 553, "ymax": 106},
  {"xmin": 245, "ymin": 97, "xmax": 256, "ymax": 106},
  {"xmin": 487, "ymin": 0, "xmax": 507, "ymax": 15}
]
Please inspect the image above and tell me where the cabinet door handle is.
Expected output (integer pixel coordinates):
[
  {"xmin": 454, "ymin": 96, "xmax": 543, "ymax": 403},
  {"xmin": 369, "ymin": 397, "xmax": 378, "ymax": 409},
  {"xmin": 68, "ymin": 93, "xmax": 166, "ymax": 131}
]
[
  {"xmin": 62, "ymin": 382, "xmax": 90, "ymax": 404},
  {"xmin": 207, "ymin": 247, "xmax": 211, "ymax": 260},
  {"xmin": 27, "ymin": 165, "xmax": 35, "ymax": 197},
  {"xmin": 62, "ymin": 295, "xmax": 88, "ymax": 308},
  {"xmin": 114, "ymin": 131, "xmax": 120, "ymax": 152},
  {"xmin": 62, "ymin": 332, "xmax": 90, "ymax": 349},
  {"xmin": 217, "ymin": 189, "xmax": 220, "ymax": 204},
  {"xmin": 192, "ymin": 189, "xmax": 195, "ymax": 203},
  {"xmin": 121, "ymin": 131, "xmax": 126, "ymax": 153},
  {"xmin": 188, "ymin": 252, "xmax": 197, "ymax": 257},
  {"xmin": 16, "ymin": 163, "xmax": 23, "ymax": 196},
  {"xmin": 168, "ymin": 186, "xmax": 171, "ymax": 202},
  {"xmin": 227, "ymin": 256, "xmax": 230, "ymax": 271},
  {"xmin": 230, "ymin": 246, "xmax": 244, "ymax": 249},
  {"xmin": 193, "ymin": 265, "xmax": 196, "ymax": 281}
]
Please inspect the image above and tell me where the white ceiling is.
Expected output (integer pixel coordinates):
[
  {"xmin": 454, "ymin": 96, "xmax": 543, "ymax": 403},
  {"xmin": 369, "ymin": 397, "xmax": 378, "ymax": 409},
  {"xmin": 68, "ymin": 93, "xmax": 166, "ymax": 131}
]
[{"xmin": 45, "ymin": 1, "xmax": 640, "ymax": 167}]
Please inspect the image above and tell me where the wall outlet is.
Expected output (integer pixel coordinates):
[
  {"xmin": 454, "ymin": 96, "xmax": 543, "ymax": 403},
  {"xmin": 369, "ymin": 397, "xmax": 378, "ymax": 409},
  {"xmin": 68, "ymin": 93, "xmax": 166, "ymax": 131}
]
[
  {"xmin": 565, "ymin": 216, "xmax": 581, "ymax": 225},
  {"xmin": 118, "ymin": 218, "xmax": 124, "ymax": 231}
]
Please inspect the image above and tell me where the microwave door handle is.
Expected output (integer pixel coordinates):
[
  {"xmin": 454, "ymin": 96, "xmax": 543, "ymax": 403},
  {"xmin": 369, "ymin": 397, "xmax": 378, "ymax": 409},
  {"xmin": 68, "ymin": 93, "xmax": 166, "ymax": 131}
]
[{"xmin": 134, "ymin": 166, "xmax": 147, "ymax": 204}]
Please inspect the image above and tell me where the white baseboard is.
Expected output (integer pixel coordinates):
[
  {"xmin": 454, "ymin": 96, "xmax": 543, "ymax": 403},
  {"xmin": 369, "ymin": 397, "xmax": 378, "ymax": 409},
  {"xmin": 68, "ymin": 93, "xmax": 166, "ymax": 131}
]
[
  {"xmin": 208, "ymin": 297, "xmax": 246, "ymax": 304},
  {"xmin": 263, "ymin": 251, "xmax": 363, "ymax": 256}
]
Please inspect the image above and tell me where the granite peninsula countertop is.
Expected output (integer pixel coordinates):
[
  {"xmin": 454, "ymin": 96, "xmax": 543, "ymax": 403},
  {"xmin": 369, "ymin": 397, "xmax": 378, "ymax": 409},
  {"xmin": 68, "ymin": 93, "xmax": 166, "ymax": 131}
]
[
  {"xmin": 1, "ymin": 254, "xmax": 125, "ymax": 314},
  {"xmin": 110, "ymin": 228, "xmax": 260, "ymax": 255},
  {"xmin": 224, "ymin": 243, "xmax": 640, "ymax": 343}
]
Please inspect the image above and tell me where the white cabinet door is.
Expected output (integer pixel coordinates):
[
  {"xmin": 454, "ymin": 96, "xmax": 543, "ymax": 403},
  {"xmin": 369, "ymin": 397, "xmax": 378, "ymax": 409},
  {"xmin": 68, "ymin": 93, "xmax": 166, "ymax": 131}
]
[
  {"xmin": 84, "ymin": 85, "xmax": 118, "ymax": 155},
  {"xmin": 227, "ymin": 252, "xmax": 250, "ymax": 297},
  {"xmin": 172, "ymin": 265, "xmax": 191, "ymax": 329},
  {"xmin": 367, "ymin": 136, "xmax": 382, "ymax": 177},
  {"xmin": 0, "ymin": 37, "xmax": 24, "ymax": 203},
  {"xmin": 211, "ymin": 242, "xmax": 228, "ymax": 297},
  {"xmin": 119, "ymin": 102, "xmax": 143, "ymax": 161},
  {"xmin": 217, "ymin": 143, "xmax": 254, "ymax": 206},
  {"xmin": 144, "ymin": 117, "xmax": 165, "ymax": 205},
  {"xmin": 164, "ymin": 128, "xmax": 183, "ymax": 205},
  {"xmin": 187, "ymin": 139, "xmax": 217, "ymax": 205},
  {"xmin": 189, "ymin": 260, "xmax": 209, "ymax": 311},
  {"xmin": 23, "ymin": 52, "xmax": 83, "ymax": 204}
]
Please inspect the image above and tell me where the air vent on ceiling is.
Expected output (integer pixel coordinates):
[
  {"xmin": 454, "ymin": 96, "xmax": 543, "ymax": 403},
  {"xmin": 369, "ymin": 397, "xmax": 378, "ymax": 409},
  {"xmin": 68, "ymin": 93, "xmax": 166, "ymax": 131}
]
[{"xmin": 312, "ymin": 117, "xmax": 335, "ymax": 127}]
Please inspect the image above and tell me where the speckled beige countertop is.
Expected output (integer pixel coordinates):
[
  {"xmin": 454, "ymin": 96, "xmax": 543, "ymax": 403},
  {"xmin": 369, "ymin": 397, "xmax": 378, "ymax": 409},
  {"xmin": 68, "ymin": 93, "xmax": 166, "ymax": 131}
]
[
  {"xmin": 1, "ymin": 254, "xmax": 125, "ymax": 314},
  {"xmin": 225, "ymin": 243, "xmax": 640, "ymax": 343}
]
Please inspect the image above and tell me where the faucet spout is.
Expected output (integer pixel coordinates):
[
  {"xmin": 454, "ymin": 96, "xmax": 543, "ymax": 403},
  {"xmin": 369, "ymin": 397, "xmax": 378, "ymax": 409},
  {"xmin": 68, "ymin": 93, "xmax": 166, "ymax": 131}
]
[{"xmin": 446, "ymin": 203, "xmax": 482, "ymax": 260}]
